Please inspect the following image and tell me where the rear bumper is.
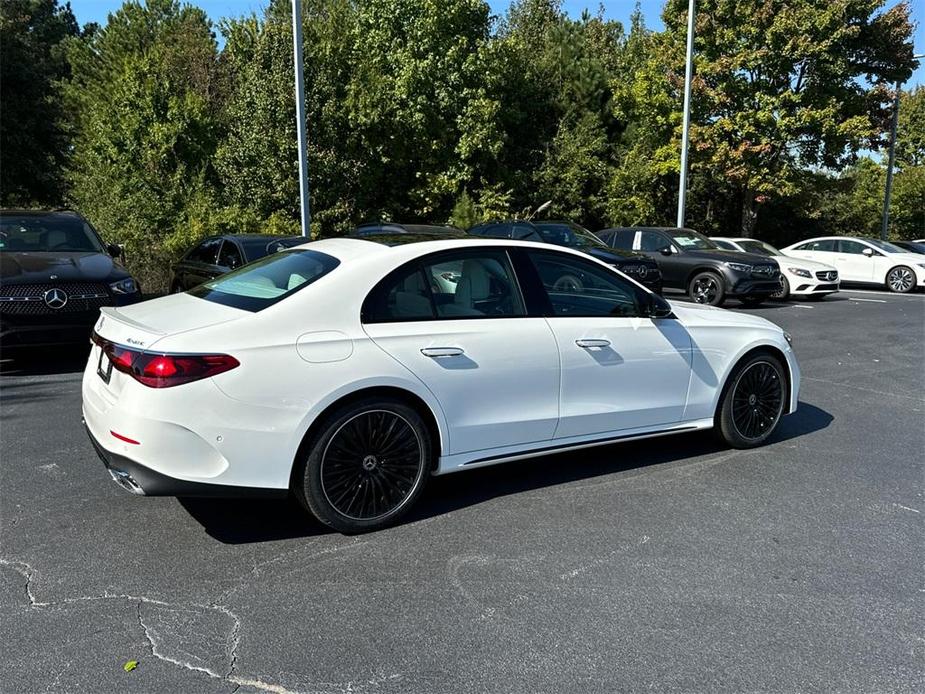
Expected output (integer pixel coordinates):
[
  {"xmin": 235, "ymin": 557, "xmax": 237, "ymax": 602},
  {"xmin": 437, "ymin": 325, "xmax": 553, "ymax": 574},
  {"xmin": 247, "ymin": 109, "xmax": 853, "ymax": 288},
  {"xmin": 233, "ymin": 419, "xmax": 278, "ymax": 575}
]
[{"xmin": 84, "ymin": 421, "xmax": 286, "ymax": 498}]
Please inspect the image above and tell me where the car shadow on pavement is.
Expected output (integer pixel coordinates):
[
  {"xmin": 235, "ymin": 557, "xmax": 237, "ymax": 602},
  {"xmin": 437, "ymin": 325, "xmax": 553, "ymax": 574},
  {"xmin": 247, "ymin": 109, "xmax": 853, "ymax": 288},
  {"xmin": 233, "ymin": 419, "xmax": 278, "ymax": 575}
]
[
  {"xmin": 0, "ymin": 345, "xmax": 90, "ymax": 377},
  {"xmin": 180, "ymin": 401, "xmax": 832, "ymax": 544}
]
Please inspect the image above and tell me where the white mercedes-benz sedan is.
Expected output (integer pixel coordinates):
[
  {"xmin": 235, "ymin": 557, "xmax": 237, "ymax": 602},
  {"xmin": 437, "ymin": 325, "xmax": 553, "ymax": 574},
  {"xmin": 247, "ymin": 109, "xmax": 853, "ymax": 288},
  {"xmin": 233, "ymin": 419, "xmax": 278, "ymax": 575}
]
[
  {"xmin": 82, "ymin": 234, "xmax": 800, "ymax": 533},
  {"xmin": 781, "ymin": 236, "xmax": 925, "ymax": 293},
  {"xmin": 711, "ymin": 237, "xmax": 839, "ymax": 300}
]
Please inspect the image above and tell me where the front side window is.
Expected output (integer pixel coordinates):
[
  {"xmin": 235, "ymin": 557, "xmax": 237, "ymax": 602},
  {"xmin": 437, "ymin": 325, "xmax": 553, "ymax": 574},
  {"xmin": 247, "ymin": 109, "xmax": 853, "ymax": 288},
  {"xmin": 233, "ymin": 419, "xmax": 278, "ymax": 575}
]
[
  {"xmin": 838, "ymin": 239, "xmax": 870, "ymax": 255},
  {"xmin": 363, "ymin": 250, "xmax": 525, "ymax": 322},
  {"xmin": 737, "ymin": 240, "xmax": 780, "ymax": 256},
  {"xmin": 639, "ymin": 231, "xmax": 670, "ymax": 252},
  {"xmin": 712, "ymin": 239, "xmax": 737, "ymax": 250},
  {"xmin": 189, "ymin": 249, "xmax": 339, "ymax": 311},
  {"xmin": 187, "ymin": 238, "xmax": 222, "ymax": 263},
  {"xmin": 528, "ymin": 250, "xmax": 640, "ymax": 318},
  {"xmin": 0, "ymin": 214, "xmax": 105, "ymax": 253}
]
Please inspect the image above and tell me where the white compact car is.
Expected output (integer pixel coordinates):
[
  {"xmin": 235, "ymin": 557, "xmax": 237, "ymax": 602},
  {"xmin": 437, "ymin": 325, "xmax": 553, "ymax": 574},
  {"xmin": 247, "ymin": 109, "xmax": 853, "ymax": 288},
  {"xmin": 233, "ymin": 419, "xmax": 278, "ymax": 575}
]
[
  {"xmin": 781, "ymin": 236, "xmax": 925, "ymax": 293},
  {"xmin": 82, "ymin": 235, "xmax": 800, "ymax": 532},
  {"xmin": 711, "ymin": 237, "xmax": 839, "ymax": 301}
]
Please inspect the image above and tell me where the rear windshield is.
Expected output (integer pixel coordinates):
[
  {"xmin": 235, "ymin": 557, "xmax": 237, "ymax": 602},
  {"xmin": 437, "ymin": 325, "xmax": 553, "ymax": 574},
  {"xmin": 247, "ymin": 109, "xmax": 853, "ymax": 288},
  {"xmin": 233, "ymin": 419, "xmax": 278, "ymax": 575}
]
[{"xmin": 188, "ymin": 249, "xmax": 339, "ymax": 311}]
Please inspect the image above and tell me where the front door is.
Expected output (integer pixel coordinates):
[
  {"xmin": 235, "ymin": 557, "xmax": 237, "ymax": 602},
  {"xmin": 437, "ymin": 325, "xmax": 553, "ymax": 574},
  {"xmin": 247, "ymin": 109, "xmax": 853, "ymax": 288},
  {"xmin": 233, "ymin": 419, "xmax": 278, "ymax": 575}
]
[
  {"xmin": 361, "ymin": 249, "xmax": 560, "ymax": 455},
  {"xmin": 523, "ymin": 249, "xmax": 692, "ymax": 438},
  {"xmin": 835, "ymin": 239, "xmax": 876, "ymax": 282}
]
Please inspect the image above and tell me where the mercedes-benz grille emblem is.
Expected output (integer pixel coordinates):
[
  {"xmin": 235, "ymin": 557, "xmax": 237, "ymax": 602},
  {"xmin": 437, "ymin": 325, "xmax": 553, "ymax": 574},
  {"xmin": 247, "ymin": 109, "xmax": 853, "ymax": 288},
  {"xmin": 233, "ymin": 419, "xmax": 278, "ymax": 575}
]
[{"xmin": 43, "ymin": 288, "xmax": 68, "ymax": 309}]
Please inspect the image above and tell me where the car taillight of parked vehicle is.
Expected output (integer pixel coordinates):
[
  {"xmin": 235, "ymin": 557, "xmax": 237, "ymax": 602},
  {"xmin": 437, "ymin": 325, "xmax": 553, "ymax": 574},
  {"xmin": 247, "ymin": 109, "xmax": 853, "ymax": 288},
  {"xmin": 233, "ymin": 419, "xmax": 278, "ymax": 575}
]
[{"xmin": 91, "ymin": 332, "xmax": 239, "ymax": 388}]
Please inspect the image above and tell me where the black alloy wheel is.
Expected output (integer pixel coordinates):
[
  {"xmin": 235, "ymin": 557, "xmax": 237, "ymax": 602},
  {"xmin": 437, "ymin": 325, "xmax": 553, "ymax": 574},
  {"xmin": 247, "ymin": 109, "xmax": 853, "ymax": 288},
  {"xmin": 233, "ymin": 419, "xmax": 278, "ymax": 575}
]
[
  {"xmin": 716, "ymin": 354, "xmax": 786, "ymax": 448},
  {"xmin": 771, "ymin": 276, "xmax": 790, "ymax": 300},
  {"xmin": 296, "ymin": 397, "xmax": 432, "ymax": 533},
  {"xmin": 689, "ymin": 271, "xmax": 725, "ymax": 306}
]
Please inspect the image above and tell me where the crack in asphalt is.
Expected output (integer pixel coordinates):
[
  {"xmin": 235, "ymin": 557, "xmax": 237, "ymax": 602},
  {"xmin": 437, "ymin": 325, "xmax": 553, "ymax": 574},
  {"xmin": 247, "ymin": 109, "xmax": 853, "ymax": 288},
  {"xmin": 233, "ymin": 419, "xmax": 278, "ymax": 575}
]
[{"xmin": 0, "ymin": 558, "xmax": 302, "ymax": 694}]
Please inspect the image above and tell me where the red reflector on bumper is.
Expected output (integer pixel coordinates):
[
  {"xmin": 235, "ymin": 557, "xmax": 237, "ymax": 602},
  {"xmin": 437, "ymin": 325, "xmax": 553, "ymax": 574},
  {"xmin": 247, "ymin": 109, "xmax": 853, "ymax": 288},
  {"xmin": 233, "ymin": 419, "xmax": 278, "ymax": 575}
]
[{"xmin": 110, "ymin": 431, "xmax": 140, "ymax": 445}]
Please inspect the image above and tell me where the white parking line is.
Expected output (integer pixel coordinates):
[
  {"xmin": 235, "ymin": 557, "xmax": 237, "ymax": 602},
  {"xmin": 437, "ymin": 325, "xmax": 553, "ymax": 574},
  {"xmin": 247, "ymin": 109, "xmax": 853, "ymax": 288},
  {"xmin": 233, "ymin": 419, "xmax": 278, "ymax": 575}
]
[
  {"xmin": 851, "ymin": 298, "xmax": 887, "ymax": 303},
  {"xmin": 792, "ymin": 305, "xmax": 814, "ymax": 309},
  {"xmin": 842, "ymin": 289, "xmax": 925, "ymax": 298}
]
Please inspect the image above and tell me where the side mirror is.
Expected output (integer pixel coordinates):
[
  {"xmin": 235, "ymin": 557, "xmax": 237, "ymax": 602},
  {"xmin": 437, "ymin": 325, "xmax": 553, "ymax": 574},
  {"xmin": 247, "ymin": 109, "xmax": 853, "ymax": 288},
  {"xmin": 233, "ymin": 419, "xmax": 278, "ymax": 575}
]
[
  {"xmin": 862, "ymin": 247, "xmax": 874, "ymax": 257},
  {"xmin": 107, "ymin": 243, "xmax": 125, "ymax": 259},
  {"xmin": 659, "ymin": 246, "xmax": 673, "ymax": 256},
  {"xmin": 645, "ymin": 293, "xmax": 674, "ymax": 318}
]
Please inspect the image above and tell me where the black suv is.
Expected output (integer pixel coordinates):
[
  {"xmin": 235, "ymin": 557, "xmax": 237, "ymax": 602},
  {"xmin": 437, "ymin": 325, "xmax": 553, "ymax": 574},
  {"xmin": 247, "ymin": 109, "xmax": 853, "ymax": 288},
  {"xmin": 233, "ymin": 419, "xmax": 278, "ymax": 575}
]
[
  {"xmin": 170, "ymin": 234, "xmax": 305, "ymax": 293},
  {"xmin": 0, "ymin": 209, "xmax": 142, "ymax": 348},
  {"xmin": 596, "ymin": 226, "xmax": 780, "ymax": 306},
  {"xmin": 468, "ymin": 220, "xmax": 663, "ymax": 294}
]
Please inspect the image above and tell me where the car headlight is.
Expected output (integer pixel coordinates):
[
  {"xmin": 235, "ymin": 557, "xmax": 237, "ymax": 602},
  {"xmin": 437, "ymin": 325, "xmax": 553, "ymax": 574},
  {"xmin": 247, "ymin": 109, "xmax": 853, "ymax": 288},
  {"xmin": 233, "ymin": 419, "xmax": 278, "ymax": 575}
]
[
  {"xmin": 787, "ymin": 267, "xmax": 811, "ymax": 278},
  {"xmin": 783, "ymin": 331, "xmax": 793, "ymax": 347},
  {"xmin": 109, "ymin": 277, "xmax": 138, "ymax": 294},
  {"xmin": 725, "ymin": 262, "xmax": 752, "ymax": 273}
]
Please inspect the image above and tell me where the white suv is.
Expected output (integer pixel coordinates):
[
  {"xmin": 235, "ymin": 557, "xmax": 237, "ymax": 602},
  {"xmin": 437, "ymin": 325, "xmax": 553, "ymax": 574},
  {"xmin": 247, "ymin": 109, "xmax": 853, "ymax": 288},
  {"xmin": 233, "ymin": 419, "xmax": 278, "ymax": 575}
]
[
  {"xmin": 781, "ymin": 237, "xmax": 925, "ymax": 293},
  {"xmin": 712, "ymin": 237, "xmax": 839, "ymax": 301}
]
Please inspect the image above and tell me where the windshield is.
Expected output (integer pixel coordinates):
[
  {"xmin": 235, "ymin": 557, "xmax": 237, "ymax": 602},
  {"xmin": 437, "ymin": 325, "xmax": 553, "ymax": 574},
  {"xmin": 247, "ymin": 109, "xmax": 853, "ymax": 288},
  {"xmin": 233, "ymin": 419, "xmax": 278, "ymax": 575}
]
[
  {"xmin": 189, "ymin": 249, "xmax": 339, "ymax": 311},
  {"xmin": 737, "ymin": 240, "xmax": 781, "ymax": 257},
  {"xmin": 669, "ymin": 229, "xmax": 717, "ymax": 250},
  {"xmin": 0, "ymin": 214, "xmax": 106, "ymax": 253},
  {"xmin": 863, "ymin": 238, "xmax": 905, "ymax": 253},
  {"xmin": 533, "ymin": 222, "xmax": 607, "ymax": 249}
]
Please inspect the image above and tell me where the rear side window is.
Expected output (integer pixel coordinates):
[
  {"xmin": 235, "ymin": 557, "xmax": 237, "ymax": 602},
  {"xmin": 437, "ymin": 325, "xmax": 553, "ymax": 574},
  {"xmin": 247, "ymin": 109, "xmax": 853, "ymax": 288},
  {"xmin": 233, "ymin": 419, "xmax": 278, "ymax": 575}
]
[
  {"xmin": 363, "ymin": 250, "xmax": 525, "ymax": 322},
  {"xmin": 712, "ymin": 239, "xmax": 736, "ymax": 250},
  {"xmin": 189, "ymin": 249, "xmax": 339, "ymax": 311},
  {"xmin": 600, "ymin": 229, "xmax": 634, "ymax": 250},
  {"xmin": 795, "ymin": 240, "xmax": 835, "ymax": 252}
]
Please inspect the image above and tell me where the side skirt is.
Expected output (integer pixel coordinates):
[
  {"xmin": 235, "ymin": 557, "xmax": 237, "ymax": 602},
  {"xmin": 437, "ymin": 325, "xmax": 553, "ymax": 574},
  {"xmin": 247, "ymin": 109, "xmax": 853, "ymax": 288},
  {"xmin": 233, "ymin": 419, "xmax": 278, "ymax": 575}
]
[{"xmin": 435, "ymin": 419, "xmax": 714, "ymax": 474}]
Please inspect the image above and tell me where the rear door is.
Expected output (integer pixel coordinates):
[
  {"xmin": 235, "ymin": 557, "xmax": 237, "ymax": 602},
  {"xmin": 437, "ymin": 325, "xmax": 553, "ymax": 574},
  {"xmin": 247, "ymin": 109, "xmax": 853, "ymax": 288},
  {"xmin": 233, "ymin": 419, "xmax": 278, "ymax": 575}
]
[
  {"xmin": 522, "ymin": 248, "xmax": 692, "ymax": 437},
  {"xmin": 361, "ymin": 248, "xmax": 560, "ymax": 455},
  {"xmin": 179, "ymin": 237, "xmax": 223, "ymax": 289}
]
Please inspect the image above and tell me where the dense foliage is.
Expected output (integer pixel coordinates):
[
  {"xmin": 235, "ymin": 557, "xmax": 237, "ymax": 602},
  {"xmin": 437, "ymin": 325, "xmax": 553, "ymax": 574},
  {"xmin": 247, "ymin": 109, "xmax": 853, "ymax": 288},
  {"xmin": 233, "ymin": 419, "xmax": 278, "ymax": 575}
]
[{"xmin": 1, "ymin": 0, "xmax": 920, "ymax": 290}]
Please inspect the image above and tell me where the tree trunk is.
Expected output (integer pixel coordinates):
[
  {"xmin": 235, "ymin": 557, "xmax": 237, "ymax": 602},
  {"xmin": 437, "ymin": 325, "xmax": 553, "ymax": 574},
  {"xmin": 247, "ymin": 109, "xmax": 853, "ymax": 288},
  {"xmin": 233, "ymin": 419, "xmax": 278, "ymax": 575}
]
[{"xmin": 740, "ymin": 187, "xmax": 758, "ymax": 237}]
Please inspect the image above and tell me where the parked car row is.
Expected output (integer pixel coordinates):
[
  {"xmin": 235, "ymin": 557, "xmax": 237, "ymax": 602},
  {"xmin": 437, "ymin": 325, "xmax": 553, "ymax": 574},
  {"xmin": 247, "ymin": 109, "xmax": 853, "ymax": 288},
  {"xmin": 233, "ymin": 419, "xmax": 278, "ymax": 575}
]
[{"xmin": 3, "ymin": 208, "xmax": 923, "ymax": 353}]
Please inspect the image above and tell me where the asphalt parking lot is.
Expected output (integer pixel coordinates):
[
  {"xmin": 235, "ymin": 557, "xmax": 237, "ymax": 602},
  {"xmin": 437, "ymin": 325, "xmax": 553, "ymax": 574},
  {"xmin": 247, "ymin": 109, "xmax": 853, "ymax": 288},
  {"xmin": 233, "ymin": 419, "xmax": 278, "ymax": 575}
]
[{"xmin": 1, "ymin": 289, "xmax": 923, "ymax": 693}]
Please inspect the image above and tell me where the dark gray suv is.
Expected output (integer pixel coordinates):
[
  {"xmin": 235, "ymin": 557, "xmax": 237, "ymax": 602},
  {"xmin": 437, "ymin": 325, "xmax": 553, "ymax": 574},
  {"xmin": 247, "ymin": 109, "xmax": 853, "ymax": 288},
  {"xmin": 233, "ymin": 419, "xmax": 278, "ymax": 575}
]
[{"xmin": 597, "ymin": 227, "xmax": 781, "ymax": 307}]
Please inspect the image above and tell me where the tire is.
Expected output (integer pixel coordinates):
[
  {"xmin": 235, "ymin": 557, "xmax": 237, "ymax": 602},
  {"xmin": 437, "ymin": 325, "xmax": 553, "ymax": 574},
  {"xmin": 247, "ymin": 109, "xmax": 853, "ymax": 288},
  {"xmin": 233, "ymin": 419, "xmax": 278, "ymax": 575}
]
[
  {"xmin": 771, "ymin": 276, "xmax": 790, "ymax": 301},
  {"xmin": 885, "ymin": 265, "xmax": 915, "ymax": 293},
  {"xmin": 715, "ymin": 353, "xmax": 787, "ymax": 449},
  {"xmin": 689, "ymin": 271, "xmax": 725, "ymax": 306},
  {"xmin": 294, "ymin": 396, "xmax": 433, "ymax": 533},
  {"xmin": 739, "ymin": 296, "xmax": 766, "ymax": 307}
]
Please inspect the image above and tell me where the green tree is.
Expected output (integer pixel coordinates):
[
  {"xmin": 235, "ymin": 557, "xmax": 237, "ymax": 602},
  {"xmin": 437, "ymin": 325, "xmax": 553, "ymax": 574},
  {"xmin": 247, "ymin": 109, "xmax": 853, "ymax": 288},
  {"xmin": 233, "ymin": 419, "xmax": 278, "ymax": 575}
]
[
  {"xmin": 896, "ymin": 85, "xmax": 925, "ymax": 168},
  {"xmin": 0, "ymin": 0, "xmax": 82, "ymax": 206},
  {"xmin": 661, "ymin": 0, "xmax": 917, "ymax": 236},
  {"xmin": 64, "ymin": 0, "xmax": 222, "ymax": 289}
]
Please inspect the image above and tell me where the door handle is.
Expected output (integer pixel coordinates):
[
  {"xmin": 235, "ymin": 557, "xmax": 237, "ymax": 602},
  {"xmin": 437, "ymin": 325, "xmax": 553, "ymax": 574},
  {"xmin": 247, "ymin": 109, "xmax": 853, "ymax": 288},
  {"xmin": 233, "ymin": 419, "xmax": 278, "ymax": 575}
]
[
  {"xmin": 575, "ymin": 338, "xmax": 611, "ymax": 349},
  {"xmin": 421, "ymin": 347, "xmax": 464, "ymax": 358}
]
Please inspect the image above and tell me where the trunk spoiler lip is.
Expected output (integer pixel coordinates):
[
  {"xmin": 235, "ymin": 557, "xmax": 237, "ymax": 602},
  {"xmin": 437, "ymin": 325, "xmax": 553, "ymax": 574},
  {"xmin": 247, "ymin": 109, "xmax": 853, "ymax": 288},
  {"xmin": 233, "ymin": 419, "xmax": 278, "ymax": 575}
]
[{"xmin": 98, "ymin": 306, "xmax": 168, "ymax": 336}]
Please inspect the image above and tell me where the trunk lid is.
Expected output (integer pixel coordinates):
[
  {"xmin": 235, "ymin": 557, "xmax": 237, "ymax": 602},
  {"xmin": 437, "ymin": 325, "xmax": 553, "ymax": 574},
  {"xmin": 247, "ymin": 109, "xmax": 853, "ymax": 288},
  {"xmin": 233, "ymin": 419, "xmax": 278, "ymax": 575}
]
[{"xmin": 94, "ymin": 293, "xmax": 246, "ymax": 351}]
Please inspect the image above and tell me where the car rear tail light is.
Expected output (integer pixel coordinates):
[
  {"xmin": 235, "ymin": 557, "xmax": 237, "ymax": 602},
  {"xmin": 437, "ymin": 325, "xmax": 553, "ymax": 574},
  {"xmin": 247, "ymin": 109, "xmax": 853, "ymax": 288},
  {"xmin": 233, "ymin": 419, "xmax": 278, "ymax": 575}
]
[{"xmin": 92, "ymin": 332, "xmax": 239, "ymax": 388}]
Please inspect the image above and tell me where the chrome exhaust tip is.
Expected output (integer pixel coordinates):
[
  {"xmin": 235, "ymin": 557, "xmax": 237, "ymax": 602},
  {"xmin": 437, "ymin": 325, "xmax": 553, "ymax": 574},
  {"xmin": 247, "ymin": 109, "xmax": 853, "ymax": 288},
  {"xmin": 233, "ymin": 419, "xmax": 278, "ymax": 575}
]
[{"xmin": 108, "ymin": 468, "xmax": 145, "ymax": 495}]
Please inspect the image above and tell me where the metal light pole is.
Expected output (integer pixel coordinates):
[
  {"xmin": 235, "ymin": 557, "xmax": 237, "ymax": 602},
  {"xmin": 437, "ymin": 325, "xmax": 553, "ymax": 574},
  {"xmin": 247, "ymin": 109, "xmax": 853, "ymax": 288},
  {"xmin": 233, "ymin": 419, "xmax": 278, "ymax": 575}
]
[
  {"xmin": 292, "ymin": 0, "xmax": 311, "ymax": 237},
  {"xmin": 881, "ymin": 53, "xmax": 924, "ymax": 241},
  {"xmin": 676, "ymin": 0, "xmax": 696, "ymax": 229}
]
